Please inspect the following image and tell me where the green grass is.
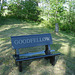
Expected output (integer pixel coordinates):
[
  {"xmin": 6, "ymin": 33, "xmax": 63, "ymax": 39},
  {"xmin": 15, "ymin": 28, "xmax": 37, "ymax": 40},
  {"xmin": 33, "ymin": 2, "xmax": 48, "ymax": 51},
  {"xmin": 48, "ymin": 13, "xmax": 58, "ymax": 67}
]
[{"xmin": 0, "ymin": 18, "xmax": 75, "ymax": 75}]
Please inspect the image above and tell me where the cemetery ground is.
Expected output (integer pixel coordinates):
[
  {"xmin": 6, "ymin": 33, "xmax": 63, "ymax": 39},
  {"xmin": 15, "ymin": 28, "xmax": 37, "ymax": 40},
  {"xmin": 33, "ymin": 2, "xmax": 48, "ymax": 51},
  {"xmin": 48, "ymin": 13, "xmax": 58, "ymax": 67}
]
[{"xmin": 0, "ymin": 18, "xmax": 75, "ymax": 75}]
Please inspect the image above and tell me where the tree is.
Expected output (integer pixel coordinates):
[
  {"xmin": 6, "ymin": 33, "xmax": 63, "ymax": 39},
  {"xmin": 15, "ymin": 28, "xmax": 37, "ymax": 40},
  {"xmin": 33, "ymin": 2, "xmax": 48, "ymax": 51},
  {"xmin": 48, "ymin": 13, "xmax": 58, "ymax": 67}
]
[
  {"xmin": 8, "ymin": 0, "xmax": 40, "ymax": 21},
  {"xmin": 39, "ymin": 0, "xmax": 75, "ymax": 32},
  {"xmin": 0, "ymin": 0, "xmax": 3, "ymax": 11}
]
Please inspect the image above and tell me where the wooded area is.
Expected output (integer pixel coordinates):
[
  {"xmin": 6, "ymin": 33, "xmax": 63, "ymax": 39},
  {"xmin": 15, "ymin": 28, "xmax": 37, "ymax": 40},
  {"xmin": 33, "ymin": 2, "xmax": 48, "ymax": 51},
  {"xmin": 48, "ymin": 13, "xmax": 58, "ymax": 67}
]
[
  {"xmin": 0, "ymin": 0, "xmax": 75, "ymax": 74},
  {"xmin": 0, "ymin": 0, "xmax": 75, "ymax": 32}
]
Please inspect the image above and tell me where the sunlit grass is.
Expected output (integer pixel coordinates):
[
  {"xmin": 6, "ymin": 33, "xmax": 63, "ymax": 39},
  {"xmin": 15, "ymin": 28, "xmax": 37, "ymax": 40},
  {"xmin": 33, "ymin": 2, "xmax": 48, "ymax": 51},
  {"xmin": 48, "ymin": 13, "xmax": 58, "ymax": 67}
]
[{"xmin": 0, "ymin": 18, "xmax": 75, "ymax": 75}]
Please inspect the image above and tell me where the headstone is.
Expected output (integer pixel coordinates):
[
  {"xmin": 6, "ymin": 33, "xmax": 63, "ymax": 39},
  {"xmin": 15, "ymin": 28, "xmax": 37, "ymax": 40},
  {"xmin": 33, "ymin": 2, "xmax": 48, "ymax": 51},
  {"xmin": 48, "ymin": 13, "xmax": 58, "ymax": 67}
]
[{"xmin": 55, "ymin": 23, "xmax": 59, "ymax": 33}]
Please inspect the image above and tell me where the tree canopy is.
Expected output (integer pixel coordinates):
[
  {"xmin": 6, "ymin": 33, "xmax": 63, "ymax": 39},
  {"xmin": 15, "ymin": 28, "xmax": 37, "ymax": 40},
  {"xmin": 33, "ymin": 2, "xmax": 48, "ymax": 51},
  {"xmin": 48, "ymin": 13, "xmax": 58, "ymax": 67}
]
[{"xmin": 0, "ymin": 0, "xmax": 75, "ymax": 32}]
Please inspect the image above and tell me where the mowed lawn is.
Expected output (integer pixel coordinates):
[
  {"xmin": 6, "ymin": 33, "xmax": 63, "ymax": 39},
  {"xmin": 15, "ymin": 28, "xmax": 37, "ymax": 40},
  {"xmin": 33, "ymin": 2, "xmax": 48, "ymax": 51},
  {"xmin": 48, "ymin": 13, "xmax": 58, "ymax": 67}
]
[{"xmin": 0, "ymin": 18, "xmax": 75, "ymax": 75}]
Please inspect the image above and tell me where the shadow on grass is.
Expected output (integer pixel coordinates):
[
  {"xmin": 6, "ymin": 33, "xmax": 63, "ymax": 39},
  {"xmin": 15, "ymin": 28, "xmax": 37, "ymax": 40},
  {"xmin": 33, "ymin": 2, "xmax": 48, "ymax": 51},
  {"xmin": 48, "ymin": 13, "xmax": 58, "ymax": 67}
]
[
  {"xmin": 52, "ymin": 33, "xmax": 75, "ymax": 75},
  {"xmin": 64, "ymin": 37, "xmax": 75, "ymax": 75},
  {"xmin": 0, "ymin": 18, "xmax": 75, "ymax": 75},
  {"xmin": 0, "ymin": 19, "xmax": 51, "ymax": 74},
  {"xmin": 0, "ymin": 38, "xmax": 14, "ymax": 75},
  {"xmin": 0, "ymin": 18, "xmax": 22, "ymax": 26},
  {"xmin": 0, "ymin": 24, "xmax": 50, "ymax": 39}
]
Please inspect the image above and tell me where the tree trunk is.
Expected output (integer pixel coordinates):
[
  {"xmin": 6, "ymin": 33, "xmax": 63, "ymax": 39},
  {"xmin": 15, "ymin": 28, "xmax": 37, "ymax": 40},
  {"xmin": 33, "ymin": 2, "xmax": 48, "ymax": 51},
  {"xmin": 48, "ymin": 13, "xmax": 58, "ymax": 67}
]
[{"xmin": 0, "ymin": 0, "xmax": 3, "ymax": 11}]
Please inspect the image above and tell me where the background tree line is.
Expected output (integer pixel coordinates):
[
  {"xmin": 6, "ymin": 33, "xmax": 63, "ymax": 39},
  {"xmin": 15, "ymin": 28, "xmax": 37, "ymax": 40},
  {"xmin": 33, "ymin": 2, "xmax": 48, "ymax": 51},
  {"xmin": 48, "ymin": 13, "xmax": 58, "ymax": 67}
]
[{"xmin": 0, "ymin": 0, "xmax": 75, "ymax": 32}]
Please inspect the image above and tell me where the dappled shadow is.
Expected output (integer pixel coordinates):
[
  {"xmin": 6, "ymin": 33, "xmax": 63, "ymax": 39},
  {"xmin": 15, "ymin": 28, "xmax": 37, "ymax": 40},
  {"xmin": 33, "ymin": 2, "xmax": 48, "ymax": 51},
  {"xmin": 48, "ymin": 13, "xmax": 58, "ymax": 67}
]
[
  {"xmin": 40, "ymin": 71, "xmax": 51, "ymax": 75},
  {"xmin": 0, "ymin": 18, "xmax": 23, "ymax": 26},
  {"xmin": 0, "ymin": 18, "xmax": 75, "ymax": 75},
  {"xmin": 64, "ymin": 37, "xmax": 75, "ymax": 75},
  {"xmin": 0, "ymin": 37, "xmax": 14, "ymax": 75},
  {"xmin": 51, "ymin": 44, "xmax": 62, "ymax": 51},
  {"xmin": 0, "ymin": 18, "xmax": 52, "ymax": 75},
  {"xmin": 0, "ymin": 22, "xmax": 50, "ymax": 39},
  {"xmin": 51, "ymin": 33, "xmax": 75, "ymax": 75}
]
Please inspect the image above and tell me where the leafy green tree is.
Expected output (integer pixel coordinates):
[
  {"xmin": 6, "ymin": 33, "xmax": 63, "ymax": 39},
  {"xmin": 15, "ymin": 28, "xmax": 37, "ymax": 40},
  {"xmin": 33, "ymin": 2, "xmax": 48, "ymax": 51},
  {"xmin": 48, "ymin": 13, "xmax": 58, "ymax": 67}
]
[
  {"xmin": 8, "ymin": 0, "xmax": 40, "ymax": 21},
  {"xmin": 39, "ymin": 0, "xmax": 75, "ymax": 32}
]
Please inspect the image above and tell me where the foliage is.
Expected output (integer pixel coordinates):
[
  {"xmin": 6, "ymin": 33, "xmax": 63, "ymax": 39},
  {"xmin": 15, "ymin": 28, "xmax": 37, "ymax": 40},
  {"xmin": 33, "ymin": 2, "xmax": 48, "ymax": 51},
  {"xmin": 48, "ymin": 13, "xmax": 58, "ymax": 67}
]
[
  {"xmin": 39, "ymin": 0, "xmax": 75, "ymax": 32},
  {"xmin": 7, "ymin": 0, "xmax": 40, "ymax": 21},
  {"xmin": 0, "ymin": 0, "xmax": 75, "ymax": 32}
]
